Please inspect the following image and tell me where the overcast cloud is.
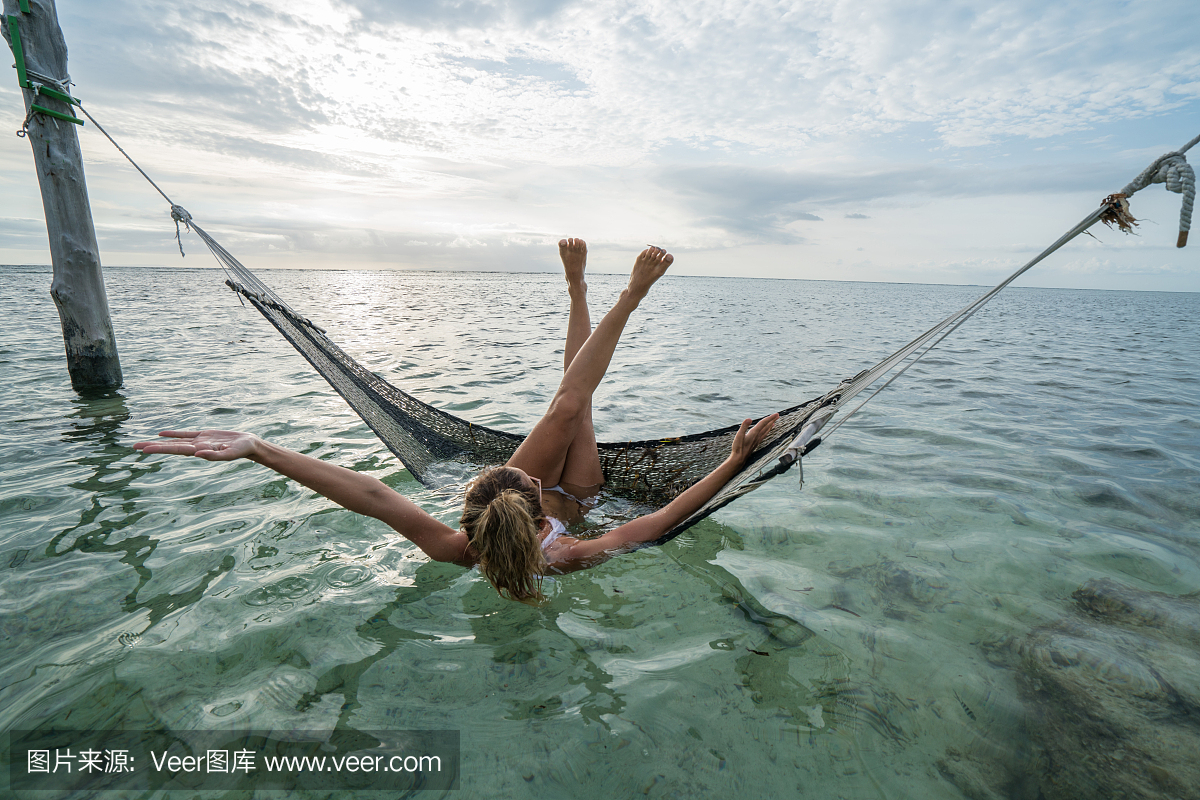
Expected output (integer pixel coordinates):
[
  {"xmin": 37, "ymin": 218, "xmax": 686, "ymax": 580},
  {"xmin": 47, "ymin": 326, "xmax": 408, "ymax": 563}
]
[{"xmin": 1, "ymin": 0, "xmax": 1197, "ymax": 288}]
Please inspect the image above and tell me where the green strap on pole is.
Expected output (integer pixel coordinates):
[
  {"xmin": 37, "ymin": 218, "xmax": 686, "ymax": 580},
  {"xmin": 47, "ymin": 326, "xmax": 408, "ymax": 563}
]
[
  {"xmin": 7, "ymin": 15, "xmax": 28, "ymax": 87},
  {"xmin": 18, "ymin": 1, "xmax": 32, "ymax": 14},
  {"xmin": 7, "ymin": 15, "xmax": 84, "ymax": 126},
  {"xmin": 30, "ymin": 103, "xmax": 82, "ymax": 124},
  {"xmin": 35, "ymin": 84, "xmax": 79, "ymax": 105}
]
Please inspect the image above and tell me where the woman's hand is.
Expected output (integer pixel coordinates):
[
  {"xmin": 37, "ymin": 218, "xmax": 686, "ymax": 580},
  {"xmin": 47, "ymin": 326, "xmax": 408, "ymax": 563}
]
[
  {"xmin": 728, "ymin": 413, "xmax": 780, "ymax": 468},
  {"xmin": 134, "ymin": 430, "xmax": 261, "ymax": 461},
  {"xmin": 550, "ymin": 411, "xmax": 784, "ymax": 570}
]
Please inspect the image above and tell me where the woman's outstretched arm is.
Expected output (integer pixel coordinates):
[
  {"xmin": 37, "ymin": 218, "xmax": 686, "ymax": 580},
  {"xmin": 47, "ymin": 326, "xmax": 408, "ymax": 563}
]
[
  {"xmin": 549, "ymin": 413, "xmax": 780, "ymax": 570},
  {"xmin": 134, "ymin": 430, "xmax": 470, "ymax": 564}
]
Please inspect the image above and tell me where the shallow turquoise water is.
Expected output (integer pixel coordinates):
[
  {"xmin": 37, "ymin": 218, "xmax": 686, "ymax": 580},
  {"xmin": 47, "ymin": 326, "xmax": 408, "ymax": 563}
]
[{"xmin": 1, "ymin": 265, "xmax": 1198, "ymax": 798}]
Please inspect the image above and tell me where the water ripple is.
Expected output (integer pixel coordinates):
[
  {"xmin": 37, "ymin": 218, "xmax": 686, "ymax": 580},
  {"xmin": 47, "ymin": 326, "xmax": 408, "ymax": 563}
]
[{"xmin": 2, "ymin": 268, "xmax": 1198, "ymax": 797}]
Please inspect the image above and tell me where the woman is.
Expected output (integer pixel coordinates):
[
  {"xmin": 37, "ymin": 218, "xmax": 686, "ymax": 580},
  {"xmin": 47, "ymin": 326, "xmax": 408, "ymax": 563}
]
[{"xmin": 135, "ymin": 240, "xmax": 778, "ymax": 600}]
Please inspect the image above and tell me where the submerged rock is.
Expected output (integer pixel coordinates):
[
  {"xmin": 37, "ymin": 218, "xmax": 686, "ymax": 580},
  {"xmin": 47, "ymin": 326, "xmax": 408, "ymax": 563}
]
[
  {"xmin": 1072, "ymin": 577, "xmax": 1200, "ymax": 649},
  {"xmin": 936, "ymin": 745, "xmax": 1042, "ymax": 800},
  {"xmin": 939, "ymin": 579, "xmax": 1200, "ymax": 800},
  {"xmin": 1019, "ymin": 580, "xmax": 1200, "ymax": 800}
]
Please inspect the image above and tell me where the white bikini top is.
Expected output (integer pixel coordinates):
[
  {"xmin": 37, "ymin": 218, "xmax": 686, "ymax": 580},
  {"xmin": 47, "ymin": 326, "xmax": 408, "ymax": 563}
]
[{"xmin": 541, "ymin": 517, "xmax": 567, "ymax": 551}]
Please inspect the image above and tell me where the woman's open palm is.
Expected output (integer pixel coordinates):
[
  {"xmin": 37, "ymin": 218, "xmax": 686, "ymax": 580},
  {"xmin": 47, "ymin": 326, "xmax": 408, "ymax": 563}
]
[{"xmin": 134, "ymin": 430, "xmax": 260, "ymax": 461}]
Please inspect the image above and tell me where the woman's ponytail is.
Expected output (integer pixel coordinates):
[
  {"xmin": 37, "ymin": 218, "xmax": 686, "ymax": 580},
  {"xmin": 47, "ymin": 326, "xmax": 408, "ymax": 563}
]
[{"xmin": 461, "ymin": 468, "xmax": 547, "ymax": 601}]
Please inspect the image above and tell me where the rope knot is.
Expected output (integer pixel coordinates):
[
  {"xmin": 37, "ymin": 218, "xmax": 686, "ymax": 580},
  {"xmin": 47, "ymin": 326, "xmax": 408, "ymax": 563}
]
[
  {"xmin": 1154, "ymin": 154, "xmax": 1194, "ymax": 246},
  {"xmin": 1119, "ymin": 151, "xmax": 1194, "ymax": 246},
  {"xmin": 170, "ymin": 205, "xmax": 192, "ymax": 256},
  {"xmin": 1151, "ymin": 154, "xmax": 1192, "ymax": 194}
]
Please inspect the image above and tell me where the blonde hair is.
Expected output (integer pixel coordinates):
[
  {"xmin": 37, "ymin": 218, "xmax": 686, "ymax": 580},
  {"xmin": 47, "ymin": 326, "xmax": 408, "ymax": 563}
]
[{"xmin": 461, "ymin": 467, "xmax": 547, "ymax": 601}]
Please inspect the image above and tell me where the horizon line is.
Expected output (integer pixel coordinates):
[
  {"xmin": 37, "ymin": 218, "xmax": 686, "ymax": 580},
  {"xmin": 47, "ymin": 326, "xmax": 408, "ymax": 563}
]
[{"xmin": 2, "ymin": 263, "xmax": 1197, "ymax": 295}]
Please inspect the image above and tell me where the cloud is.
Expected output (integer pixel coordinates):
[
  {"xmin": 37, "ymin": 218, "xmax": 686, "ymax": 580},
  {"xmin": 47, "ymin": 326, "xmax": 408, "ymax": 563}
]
[
  {"xmin": 54, "ymin": 0, "xmax": 1200, "ymax": 171},
  {"xmin": 1055, "ymin": 255, "xmax": 1195, "ymax": 276},
  {"xmin": 0, "ymin": 216, "xmax": 48, "ymax": 246},
  {"xmin": 345, "ymin": 0, "xmax": 577, "ymax": 30},
  {"xmin": 63, "ymin": 6, "xmax": 333, "ymax": 131},
  {"xmin": 653, "ymin": 160, "xmax": 1131, "ymax": 242},
  {"xmin": 4, "ymin": 0, "xmax": 1197, "ymax": 289}
]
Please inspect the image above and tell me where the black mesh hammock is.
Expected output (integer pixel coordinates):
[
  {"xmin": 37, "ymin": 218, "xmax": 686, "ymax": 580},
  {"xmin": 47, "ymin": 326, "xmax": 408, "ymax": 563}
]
[
  {"xmin": 178, "ymin": 223, "xmax": 1003, "ymax": 542},
  {"xmin": 185, "ymin": 221, "xmax": 852, "ymax": 542},
  {"xmin": 166, "ymin": 137, "xmax": 1193, "ymax": 543}
]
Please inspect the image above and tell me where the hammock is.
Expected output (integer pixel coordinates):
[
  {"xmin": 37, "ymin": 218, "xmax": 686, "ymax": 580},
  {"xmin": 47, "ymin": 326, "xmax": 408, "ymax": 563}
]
[
  {"xmin": 69, "ymin": 91, "xmax": 1196, "ymax": 541},
  {"xmin": 202, "ymin": 221, "xmax": 849, "ymax": 541}
]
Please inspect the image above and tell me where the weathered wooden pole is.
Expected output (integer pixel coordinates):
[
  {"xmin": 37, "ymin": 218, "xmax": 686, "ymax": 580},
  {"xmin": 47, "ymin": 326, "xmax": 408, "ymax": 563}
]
[{"xmin": 3, "ymin": 0, "xmax": 121, "ymax": 390}]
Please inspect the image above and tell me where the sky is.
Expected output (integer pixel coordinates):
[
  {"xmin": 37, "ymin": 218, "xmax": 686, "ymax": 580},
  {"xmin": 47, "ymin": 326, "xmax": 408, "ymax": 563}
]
[{"xmin": 1, "ymin": 0, "xmax": 1198, "ymax": 290}]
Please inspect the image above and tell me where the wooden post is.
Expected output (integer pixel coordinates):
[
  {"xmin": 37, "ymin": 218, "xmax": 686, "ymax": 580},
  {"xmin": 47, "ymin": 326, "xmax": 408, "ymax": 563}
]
[{"xmin": 3, "ymin": 0, "xmax": 121, "ymax": 390}]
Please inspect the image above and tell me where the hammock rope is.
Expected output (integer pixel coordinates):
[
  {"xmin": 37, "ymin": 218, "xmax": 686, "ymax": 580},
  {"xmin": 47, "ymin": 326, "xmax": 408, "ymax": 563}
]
[
  {"xmin": 66, "ymin": 104, "xmax": 1199, "ymax": 541},
  {"xmin": 817, "ymin": 202, "xmax": 1108, "ymax": 444}
]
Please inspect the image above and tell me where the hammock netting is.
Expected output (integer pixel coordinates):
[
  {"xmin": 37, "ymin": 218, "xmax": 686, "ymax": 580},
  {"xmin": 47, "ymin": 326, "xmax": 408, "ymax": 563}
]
[{"xmin": 193, "ymin": 224, "xmax": 849, "ymax": 541}]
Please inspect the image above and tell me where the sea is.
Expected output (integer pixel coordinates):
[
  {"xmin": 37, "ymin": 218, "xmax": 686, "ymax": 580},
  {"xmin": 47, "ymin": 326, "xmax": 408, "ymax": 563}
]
[{"xmin": 1, "ymin": 264, "xmax": 1198, "ymax": 799}]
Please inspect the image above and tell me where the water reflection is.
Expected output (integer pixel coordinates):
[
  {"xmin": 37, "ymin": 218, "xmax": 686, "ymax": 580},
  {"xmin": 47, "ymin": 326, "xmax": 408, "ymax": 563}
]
[
  {"xmin": 668, "ymin": 521, "xmax": 860, "ymax": 737},
  {"xmin": 45, "ymin": 391, "xmax": 233, "ymax": 628},
  {"xmin": 47, "ymin": 391, "xmax": 146, "ymax": 564},
  {"xmin": 295, "ymin": 561, "xmax": 458, "ymax": 729}
]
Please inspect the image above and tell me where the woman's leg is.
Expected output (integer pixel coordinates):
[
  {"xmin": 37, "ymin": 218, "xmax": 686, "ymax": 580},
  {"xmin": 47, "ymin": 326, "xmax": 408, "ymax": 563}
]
[
  {"xmin": 507, "ymin": 245, "xmax": 672, "ymax": 487},
  {"xmin": 558, "ymin": 239, "xmax": 604, "ymax": 489},
  {"xmin": 561, "ymin": 238, "xmax": 592, "ymax": 371}
]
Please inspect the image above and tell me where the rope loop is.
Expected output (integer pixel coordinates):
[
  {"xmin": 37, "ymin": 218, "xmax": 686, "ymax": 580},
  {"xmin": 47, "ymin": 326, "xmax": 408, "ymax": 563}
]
[
  {"xmin": 1120, "ymin": 151, "xmax": 1195, "ymax": 246},
  {"xmin": 1152, "ymin": 154, "xmax": 1194, "ymax": 244},
  {"xmin": 25, "ymin": 69, "xmax": 71, "ymax": 94},
  {"xmin": 15, "ymin": 80, "xmax": 42, "ymax": 137},
  {"xmin": 16, "ymin": 104, "xmax": 35, "ymax": 137}
]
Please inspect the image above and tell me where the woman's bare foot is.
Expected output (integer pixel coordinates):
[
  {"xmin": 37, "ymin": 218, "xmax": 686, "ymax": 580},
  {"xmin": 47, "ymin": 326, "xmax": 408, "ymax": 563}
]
[
  {"xmin": 626, "ymin": 246, "xmax": 673, "ymax": 301},
  {"xmin": 559, "ymin": 238, "xmax": 587, "ymax": 291}
]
